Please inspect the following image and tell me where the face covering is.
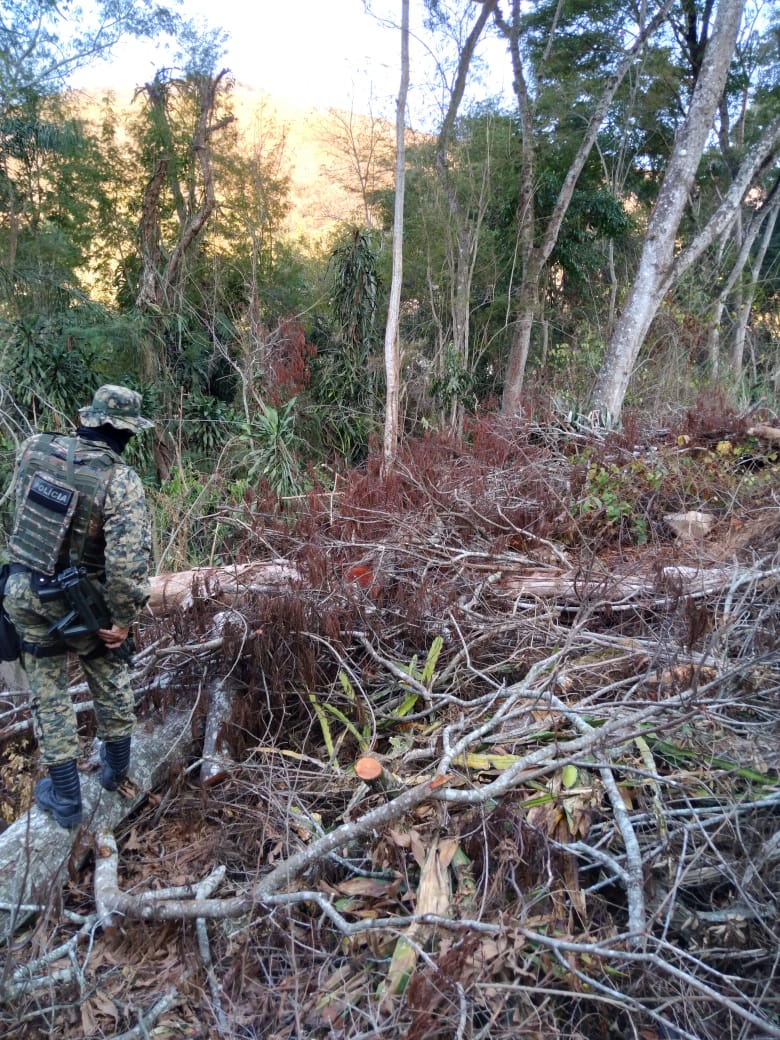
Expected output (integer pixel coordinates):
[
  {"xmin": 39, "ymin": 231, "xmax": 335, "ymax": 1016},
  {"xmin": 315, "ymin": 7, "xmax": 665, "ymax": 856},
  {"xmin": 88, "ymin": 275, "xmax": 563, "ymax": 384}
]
[{"xmin": 77, "ymin": 425, "xmax": 134, "ymax": 455}]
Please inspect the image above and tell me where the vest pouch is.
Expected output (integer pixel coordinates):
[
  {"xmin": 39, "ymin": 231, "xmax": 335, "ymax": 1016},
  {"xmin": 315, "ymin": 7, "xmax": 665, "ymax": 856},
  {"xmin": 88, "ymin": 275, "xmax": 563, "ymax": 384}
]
[{"xmin": 8, "ymin": 470, "xmax": 79, "ymax": 576}]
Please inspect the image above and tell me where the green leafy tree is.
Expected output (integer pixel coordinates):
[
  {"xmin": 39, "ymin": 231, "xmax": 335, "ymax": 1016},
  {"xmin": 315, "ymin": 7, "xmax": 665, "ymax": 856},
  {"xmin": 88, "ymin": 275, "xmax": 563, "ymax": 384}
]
[
  {"xmin": 0, "ymin": 0, "xmax": 176, "ymax": 113},
  {"xmin": 309, "ymin": 226, "xmax": 382, "ymax": 463},
  {"xmin": 592, "ymin": 0, "xmax": 780, "ymax": 418}
]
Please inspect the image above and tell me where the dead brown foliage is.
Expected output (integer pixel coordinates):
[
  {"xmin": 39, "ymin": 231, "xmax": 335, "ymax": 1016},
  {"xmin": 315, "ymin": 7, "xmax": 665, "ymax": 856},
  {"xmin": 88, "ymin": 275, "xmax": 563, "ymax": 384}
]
[{"xmin": 1, "ymin": 407, "xmax": 779, "ymax": 1039}]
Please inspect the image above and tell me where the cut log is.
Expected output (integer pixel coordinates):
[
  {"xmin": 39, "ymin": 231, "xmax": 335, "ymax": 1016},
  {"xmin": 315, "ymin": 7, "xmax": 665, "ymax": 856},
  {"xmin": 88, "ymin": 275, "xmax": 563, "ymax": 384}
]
[
  {"xmin": 663, "ymin": 511, "xmax": 715, "ymax": 540},
  {"xmin": 0, "ymin": 710, "xmax": 196, "ymax": 939},
  {"xmin": 496, "ymin": 563, "xmax": 733, "ymax": 603},
  {"xmin": 747, "ymin": 424, "xmax": 780, "ymax": 442},
  {"xmin": 200, "ymin": 675, "xmax": 239, "ymax": 786},
  {"xmin": 146, "ymin": 560, "xmax": 300, "ymax": 615}
]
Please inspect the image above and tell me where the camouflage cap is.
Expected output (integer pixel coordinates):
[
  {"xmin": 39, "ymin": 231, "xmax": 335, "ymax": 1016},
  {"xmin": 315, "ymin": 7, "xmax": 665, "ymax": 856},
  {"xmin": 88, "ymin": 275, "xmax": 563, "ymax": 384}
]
[{"xmin": 78, "ymin": 385, "xmax": 155, "ymax": 433}]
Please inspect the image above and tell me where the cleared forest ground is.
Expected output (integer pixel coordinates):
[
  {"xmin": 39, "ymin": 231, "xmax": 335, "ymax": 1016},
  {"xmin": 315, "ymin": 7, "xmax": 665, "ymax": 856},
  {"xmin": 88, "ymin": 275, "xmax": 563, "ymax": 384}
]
[{"xmin": 1, "ymin": 404, "xmax": 779, "ymax": 1040}]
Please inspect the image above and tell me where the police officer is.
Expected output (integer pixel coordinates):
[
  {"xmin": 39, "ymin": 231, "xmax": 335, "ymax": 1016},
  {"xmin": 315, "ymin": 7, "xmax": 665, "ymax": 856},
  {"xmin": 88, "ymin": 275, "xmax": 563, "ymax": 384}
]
[{"xmin": 5, "ymin": 385, "xmax": 154, "ymax": 829}]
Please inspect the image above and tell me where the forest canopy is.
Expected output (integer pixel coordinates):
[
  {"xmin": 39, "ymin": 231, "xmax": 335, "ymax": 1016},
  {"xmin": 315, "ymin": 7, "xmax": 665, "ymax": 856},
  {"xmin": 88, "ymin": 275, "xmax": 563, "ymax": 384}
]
[{"xmin": 0, "ymin": 0, "xmax": 778, "ymax": 499}]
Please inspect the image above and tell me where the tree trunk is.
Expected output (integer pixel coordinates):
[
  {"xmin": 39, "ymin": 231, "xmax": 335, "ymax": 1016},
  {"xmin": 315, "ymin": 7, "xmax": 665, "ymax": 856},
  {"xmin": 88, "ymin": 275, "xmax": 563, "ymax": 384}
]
[
  {"xmin": 382, "ymin": 0, "xmax": 410, "ymax": 472},
  {"xmin": 136, "ymin": 71, "xmax": 234, "ymax": 313},
  {"xmin": 498, "ymin": 1, "xmax": 674, "ymax": 413},
  {"xmin": 502, "ymin": 288, "xmax": 537, "ymax": 415},
  {"xmin": 146, "ymin": 561, "xmax": 300, "ymax": 614},
  {"xmin": 590, "ymin": 0, "xmax": 745, "ymax": 419},
  {"xmin": 730, "ymin": 183, "xmax": 780, "ymax": 376},
  {"xmin": 433, "ymin": 1, "xmax": 496, "ymax": 436}
]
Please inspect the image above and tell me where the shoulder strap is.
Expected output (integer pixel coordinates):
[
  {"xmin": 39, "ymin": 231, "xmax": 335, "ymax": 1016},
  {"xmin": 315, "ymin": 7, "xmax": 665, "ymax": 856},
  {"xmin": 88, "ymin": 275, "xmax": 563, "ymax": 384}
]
[{"xmin": 66, "ymin": 438, "xmax": 78, "ymax": 566}]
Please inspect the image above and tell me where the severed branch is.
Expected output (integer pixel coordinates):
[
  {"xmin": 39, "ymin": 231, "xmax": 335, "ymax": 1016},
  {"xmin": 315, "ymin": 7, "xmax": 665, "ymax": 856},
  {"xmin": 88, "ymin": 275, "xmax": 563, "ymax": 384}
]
[
  {"xmin": 353, "ymin": 630, "xmax": 433, "ymax": 703},
  {"xmin": 544, "ymin": 689, "xmax": 646, "ymax": 939},
  {"xmin": 354, "ymin": 755, "xmax": 405, "ymax": 796},
  {"xmin": 87, "ymin": 774, "xmax": 452, "ymax": 923},
  {"xmin": 93, "ymin": 831, "xmax": 227, "ymax": 930},
  {"xmin": 107, "ymin": 988, "xmax": 182, "ymax": 1040},
  {"xmin": 84, "ymin": 677, "xmax": 684, "ymax": 925},
  {"xmin": 0, "ymin": 916, "xmax": 97, "ymax": 1001}
]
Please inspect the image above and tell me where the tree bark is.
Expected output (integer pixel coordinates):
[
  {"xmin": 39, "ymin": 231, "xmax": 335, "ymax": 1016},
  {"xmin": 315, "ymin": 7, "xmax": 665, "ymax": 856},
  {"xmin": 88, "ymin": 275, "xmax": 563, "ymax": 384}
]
[
  {"xmin": 433, "ymin": 1, "xmax": 496, "ymax": 434},
  {"xmin": 498, "ymin": 1, "xmax": 674, "ymax": 413},
  {"xmin": 146, "ymin": 560, "xmax": 300, "ymax": 614},
  {"xmin": 729, "ymin": 180, "xmax": 780, "ymax": 375},
  {"xmin": 382, "ymin": 0, "xmax": 410, "ymax": 472},
  {"xmin": 590, "ymin": 0, "xmax": 746, "ymax": 419},
  {"xmin": 0, "ymin": 711, "xmax": 196, "ymax": 938}
]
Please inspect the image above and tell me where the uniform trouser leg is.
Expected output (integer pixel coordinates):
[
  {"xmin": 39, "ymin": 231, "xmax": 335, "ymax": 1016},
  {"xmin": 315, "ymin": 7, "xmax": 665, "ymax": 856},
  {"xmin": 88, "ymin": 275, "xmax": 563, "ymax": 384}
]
[
  {"xmin": 79, "ymin": 649, "xmax": 136, "ymax": 740},
  {"xmin": 4, "ymin": 571, "xmax": 83, "ymax": 766},
  {"xmin": 19, "ymin": 649, "xmax": 84, "ymax": 828},
  {"xmin": 22, "ymin": 651, "xmax": 81, "ymax": 765},
  {"xmin": 80, "ymin": 650, "xmax": 136, "ymax": 788}
]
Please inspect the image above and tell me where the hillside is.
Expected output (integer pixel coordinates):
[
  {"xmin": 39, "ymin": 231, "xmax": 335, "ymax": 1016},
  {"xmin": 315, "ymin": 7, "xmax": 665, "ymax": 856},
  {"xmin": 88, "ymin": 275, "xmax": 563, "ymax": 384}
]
[
  {"xmin": 1, "ymin": 407, "xmax": 779, "ymax": 1039},
  {"xmin": 233, "ymin": 85, "xmax": 397, "ymax": 242},
  {"xmin": 72, "ymin": 80, "xmax": 397, "ymax": 246}
]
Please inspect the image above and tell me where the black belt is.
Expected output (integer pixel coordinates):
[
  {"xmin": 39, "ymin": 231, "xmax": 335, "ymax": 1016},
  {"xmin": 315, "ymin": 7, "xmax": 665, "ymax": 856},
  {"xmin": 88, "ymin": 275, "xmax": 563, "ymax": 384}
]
[
  {"xmin": 21, "ymin": 640, "xmax": 66, "ymax": 659},
  {"xmin": 21, "ymin": 638, "xmax": 105, "ymax": 660}
]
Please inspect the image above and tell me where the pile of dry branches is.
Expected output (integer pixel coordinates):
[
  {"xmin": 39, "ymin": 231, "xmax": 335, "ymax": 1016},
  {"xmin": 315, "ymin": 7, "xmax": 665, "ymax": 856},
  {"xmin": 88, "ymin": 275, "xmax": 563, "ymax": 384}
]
[{"xmin": 1, "ymin": 411, "xmax": 779, "ymax": 1039}]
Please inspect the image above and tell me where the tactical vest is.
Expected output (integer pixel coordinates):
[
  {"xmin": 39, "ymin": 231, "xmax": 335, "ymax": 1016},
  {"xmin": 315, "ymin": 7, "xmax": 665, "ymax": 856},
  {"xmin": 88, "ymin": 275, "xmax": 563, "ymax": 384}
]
[{"xmin": 8, "ymin": 434, "xmax": 120, "ymax": 576}]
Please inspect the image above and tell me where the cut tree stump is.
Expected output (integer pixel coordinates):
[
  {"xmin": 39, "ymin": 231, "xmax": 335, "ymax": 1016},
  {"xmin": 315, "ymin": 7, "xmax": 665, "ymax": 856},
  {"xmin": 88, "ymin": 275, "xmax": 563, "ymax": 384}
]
[{"xmin": 355, "ymin": 755, "xmax": 405, "ymax": 796}]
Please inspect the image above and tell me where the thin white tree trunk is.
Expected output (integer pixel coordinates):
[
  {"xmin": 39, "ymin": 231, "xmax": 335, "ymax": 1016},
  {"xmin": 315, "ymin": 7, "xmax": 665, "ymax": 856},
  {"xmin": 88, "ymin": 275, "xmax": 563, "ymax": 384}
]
[
  {"xmin": 704, "ymin": 234, "xmax": 730, "ymax": 375},
  {"xmin": 382, "ymin": 0, "xmax": 410, "ymax": 471},
  {"xmin": 730, "ymin": 184, "xmax": 780, "ymax": 375},
  {"xmin": 591, "ymin": 0, "xmax": 746, "ymax": 418},
  {"xmin": 499, "ymin": 0, "xmax": 674, "ymax": 413},
  {"xmin": 433, "ymin": 2, "xmax": 496, "ymax": 435}
]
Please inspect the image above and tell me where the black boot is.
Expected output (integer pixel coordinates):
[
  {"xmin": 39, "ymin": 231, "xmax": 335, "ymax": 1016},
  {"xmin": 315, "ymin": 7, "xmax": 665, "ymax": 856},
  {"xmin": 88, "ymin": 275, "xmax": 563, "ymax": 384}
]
[
  {"xmin": 100, "ymin": 737, "xmax": 131, "ymax": 791},
  {"xmin": 35, "ymin": 760, "xmax": 83, "ymax": 828}
]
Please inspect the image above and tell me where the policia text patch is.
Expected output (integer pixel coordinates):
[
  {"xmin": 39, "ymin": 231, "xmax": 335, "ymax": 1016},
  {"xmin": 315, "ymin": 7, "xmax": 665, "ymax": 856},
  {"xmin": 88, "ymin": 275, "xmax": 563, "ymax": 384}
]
[
  {"xmin": 29, "ymin": 473, "xmax": 76, "ymax": 514},
  {"xmin": 8, "ymin": 469, "xmax": 79, "ymax": 575}
]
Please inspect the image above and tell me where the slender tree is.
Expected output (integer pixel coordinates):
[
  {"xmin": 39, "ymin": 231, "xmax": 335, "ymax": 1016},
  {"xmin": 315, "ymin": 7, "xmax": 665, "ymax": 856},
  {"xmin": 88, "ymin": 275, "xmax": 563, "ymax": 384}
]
[
  {"xmin": 705, "ymin": 176, "xmax": 780, "ymax": 376},
  {"xmin": 496, "ymin": 0, "xmax": 674, "ymax": 414},
  {"xmin": 590, "ymin": 0, "xmax": 746, "ymax": 418},
  {"xmin": 432, "ymin": 1, "xmax": 497, "ymax": 433},
  {"xmin": 382, "ymin": 0, "xmax": 409, "ymax": 470}
]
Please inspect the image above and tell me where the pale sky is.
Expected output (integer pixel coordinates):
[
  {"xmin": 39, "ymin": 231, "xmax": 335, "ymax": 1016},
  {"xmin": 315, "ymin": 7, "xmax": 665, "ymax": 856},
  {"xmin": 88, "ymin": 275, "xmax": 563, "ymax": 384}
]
[
  {"xmin": 70, "ymin": 1, "xmax": 511, "ymax": 125},
  {"xmin": 72, "ymin": 1, "xmax": 416, "ymax": 119}
]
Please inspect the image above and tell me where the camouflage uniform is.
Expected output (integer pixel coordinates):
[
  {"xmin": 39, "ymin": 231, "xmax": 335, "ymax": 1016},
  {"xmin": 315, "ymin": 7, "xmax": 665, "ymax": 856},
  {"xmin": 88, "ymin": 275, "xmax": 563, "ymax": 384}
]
[
  {"xmin": 5, "ymin": 460, "xmax": 151, "ymax": 763},
  {"xmin": 5, "ymin": 385, "xmax": 154, "ymax": 826}
]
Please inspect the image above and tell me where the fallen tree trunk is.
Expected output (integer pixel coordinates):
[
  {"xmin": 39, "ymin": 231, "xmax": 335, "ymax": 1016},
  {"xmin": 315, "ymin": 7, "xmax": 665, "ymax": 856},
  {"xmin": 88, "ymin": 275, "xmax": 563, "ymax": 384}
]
[
  {"xmin": 200, "ymin": 675, "xmax": 239, "ymax": 786},
  {"xmin": 146, "ymin": 560, "xmax": 300, "ymax": 614},
  {"xmin": 747, "ymin": 423, "xmax": 780, "ymax": 442},
  {"xmin": 0, "ymin": 710, "xmax": 195, "ymax": 939},
  {"xmin": 495, "ymin": 561, "xmax": 776, "ymax": 604}
]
